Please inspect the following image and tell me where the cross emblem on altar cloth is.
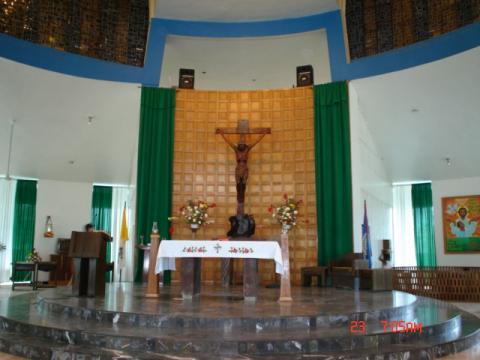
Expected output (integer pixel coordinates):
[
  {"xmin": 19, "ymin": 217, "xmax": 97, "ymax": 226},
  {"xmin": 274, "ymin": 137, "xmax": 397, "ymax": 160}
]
[{"xmin": 214, "ymin": 243, "xmax": 222, "ymax": 254}]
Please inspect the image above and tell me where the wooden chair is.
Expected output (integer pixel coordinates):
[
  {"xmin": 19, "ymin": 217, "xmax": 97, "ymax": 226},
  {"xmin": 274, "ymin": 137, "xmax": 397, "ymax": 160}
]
[
  {"xmin": 301, "ymin": 266, "xmax": 328, "ymax": 287},
  {"xmin": 329, "ymin": 253, "xmax": 365, "ymax": 289}
]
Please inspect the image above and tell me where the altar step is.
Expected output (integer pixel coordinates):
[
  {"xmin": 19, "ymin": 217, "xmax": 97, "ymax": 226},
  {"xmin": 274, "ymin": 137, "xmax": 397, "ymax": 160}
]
[
  {"xmin": 0, "ymin": 295, "xmax": 463, "ymax": 343},
  {"xmin": 35, "ymin": 285, "xmax": 422, "ymax": 331},
  {"xmin": 1, "ymin": 295, "xmax": 480, "ymax": 358},
  {"xmin": 0, "ymin": 319, "xmax": 478, "ymax": 360},
  {"xmin": 36, "ymin": 293, "xmax": 420, "ymax": 331},
  {"xmin": 1, "ymin": 287, "xmax": 480, "ymax": 359}
]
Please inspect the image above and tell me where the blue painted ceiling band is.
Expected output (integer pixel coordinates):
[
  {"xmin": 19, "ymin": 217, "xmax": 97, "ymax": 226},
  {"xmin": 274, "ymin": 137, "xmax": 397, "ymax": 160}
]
[{"xmin": 0, "ymin": 10, "xmax": 478, "ymax": 86}]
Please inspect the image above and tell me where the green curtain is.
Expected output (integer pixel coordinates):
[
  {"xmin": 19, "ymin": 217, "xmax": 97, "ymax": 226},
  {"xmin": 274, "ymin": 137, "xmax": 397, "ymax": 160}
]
[
  {"xmin": 314, "ymin": 82, "xmax": 354, "ymax": 266},
  {"xmin": 135, "ymin": 87, "xmax": 175, "ymax": 284},
  {"xmin": 12, "ymin": 180, "xmax": 37, "ymax": 281},
  {"xmin": 91, "ymin": 185, "xmax": 113, "ymax": 281},
  {"xmin": 412, "ymin": 183, "xmax": 437, "ymax": 266}
]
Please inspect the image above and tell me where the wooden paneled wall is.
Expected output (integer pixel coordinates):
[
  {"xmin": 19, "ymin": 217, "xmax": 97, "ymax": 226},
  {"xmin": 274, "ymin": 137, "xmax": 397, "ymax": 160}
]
[{"xmin": 171, "ymin": 88, "xmax": 318, "ymax": 286}]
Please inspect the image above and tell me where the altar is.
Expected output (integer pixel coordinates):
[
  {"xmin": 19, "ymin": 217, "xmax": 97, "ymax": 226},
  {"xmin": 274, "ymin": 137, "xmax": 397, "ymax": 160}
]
[{"xmin": 156, "ymin": 240, "xmax": 283, "ymax": 299}]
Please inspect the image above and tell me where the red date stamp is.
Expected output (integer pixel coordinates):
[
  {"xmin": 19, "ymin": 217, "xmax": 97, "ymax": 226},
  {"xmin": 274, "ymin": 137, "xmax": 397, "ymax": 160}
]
[{"xmin": 350, "ymin": 320, "xmax": 423, "ymax": 334}]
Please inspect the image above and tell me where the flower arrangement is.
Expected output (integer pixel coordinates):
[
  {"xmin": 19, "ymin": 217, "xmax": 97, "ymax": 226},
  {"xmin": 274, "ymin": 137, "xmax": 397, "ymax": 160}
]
[
  {"xmin": 170, "ymin": 200, "xmax": 216, "ymax": 229},
  {"xmin": 269, "ymin": 194, "xmax": 302, "ymax": 227},
  {"xmin": 26, "ymin": 248, "xmax": 42, "ymax": 263}
]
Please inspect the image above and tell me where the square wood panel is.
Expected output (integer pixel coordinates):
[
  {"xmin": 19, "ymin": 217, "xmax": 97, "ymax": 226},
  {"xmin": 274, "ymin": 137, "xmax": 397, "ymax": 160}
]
[{"xmin": 172, "ymin": 88, "xmax": 317, "ymax": 286}]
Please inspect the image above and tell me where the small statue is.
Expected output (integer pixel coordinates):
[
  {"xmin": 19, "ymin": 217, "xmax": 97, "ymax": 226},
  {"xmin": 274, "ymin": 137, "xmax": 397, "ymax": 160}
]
[{"xmin": 227, "ymin": 214, "xmax": 256, "ymax": 238}]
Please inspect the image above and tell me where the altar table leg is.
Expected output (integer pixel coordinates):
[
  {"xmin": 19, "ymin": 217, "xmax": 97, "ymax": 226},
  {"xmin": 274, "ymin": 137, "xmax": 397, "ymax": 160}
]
[
  {"xmin": 193, "ymin": 258, "xmax": 201, "ymax": 295},
  {"xmin": 221, "ymin": 258, "xmax": 232, "ymax": 287},
  {"xmin": 182, "ymin": 258, "xmax": 201, "ymax": 299},
  {"xmin": 243, "ymin": 258, "xmax": 257, "ymax": 300}
]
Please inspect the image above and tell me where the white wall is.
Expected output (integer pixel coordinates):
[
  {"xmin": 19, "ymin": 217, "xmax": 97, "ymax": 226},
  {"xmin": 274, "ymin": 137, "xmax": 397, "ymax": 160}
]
[
  {"xmin": 0, "ymin": 57, "xmax": 141, "ymax": 184},
  {"xmin": 160, "ymin": 30, "xmax": 331, "ymax": 90},
  {"xmin": 432, "ymin": 176, "xmax": 480, "ymax": 266},
  {"xmin": 349, "ymin": 47, "xmax": 480, "ymax": 183},
  {"xmin": 349, "ymin": 84, "xmax": 393, "ymax": 268},
  {"xmin": 153, "ymin": 0, "xmax": 338, "ymax": 21},
  {"xmin": 34, "ymin": 179, "xmax": 92, "ymax": 280}
]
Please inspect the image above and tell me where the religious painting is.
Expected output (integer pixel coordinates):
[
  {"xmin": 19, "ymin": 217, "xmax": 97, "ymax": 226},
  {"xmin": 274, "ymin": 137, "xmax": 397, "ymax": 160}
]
[{"xmin": 442, "ymin": 195, "xmax": 480, "ymax": 253}]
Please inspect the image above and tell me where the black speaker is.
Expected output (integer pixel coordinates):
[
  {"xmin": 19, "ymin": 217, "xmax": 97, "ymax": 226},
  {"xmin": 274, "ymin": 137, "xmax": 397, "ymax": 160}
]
[
  {"xmin": 179, "ymin": 68, "xmax": 195, "ymax": 89},
  {"xmin": 296, "ymin": 65, "xmax": 314, "ymax": 87}
]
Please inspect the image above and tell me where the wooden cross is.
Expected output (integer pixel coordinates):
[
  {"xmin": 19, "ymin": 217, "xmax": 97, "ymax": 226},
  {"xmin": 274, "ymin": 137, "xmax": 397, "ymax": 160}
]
[{"xmin": 216, "ymin": 119, "xmax": 270, "ymax": 140}]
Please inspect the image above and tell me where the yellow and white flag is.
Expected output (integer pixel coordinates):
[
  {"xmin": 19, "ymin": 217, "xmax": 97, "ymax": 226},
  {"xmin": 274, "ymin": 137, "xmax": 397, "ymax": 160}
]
[
  {"xmin": 118, "ymin": 202, "xmax": 129, "ymax": 276},
  {"xmin": 120, "ymin": 202, "xmax": 129, "ymax": 243}
]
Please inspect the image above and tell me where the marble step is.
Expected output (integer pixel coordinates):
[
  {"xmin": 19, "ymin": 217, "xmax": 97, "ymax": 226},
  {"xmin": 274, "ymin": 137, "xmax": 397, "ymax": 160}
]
[
  {"xmin": 3, "ymin": 296, "xmax": 460, "ymax": 334},
  {"xmin": 0, "ymin": 317, "xmax": 478, "ymax": 360},
  {"xmin": 243, "ymin": 319, "xmax": 480, "ymax": 359},
  {"xmin": 35, "ymin": 290, "xmax": 423, "ymax": 330},
  {"xmin": 0, "ymin": 303, "xmax": 465, "ymax": 355},
  {"xmin": 1, "ymin": 288, "xmax": 478, "ymax": 359},
  {"xmin": 239, "ymin": 314, "xmax": 480, "ymax": 356},
  {"xmin": 0, "ymin": 329, "xmax": 219, "ymax": 360}
]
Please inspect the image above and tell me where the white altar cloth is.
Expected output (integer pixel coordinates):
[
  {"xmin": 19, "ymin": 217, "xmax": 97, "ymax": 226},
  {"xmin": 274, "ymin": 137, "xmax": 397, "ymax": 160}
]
[{"xmin": 155, "ymin": 240, "xmax": 283, "ymax": 274}]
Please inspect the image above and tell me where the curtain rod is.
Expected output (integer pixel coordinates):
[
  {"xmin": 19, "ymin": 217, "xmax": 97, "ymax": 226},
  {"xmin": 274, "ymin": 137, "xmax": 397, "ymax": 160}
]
[
  {"xmin": 93, "ymin": 182, "xmax": 133, "ymax": 188},
  {"xmin": 392, "ymin": 180, "xmax": 432, "ymax": 186}
]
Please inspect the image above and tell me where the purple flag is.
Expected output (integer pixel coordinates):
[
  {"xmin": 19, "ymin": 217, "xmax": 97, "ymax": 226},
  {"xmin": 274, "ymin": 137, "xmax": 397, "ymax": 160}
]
[{"xmin": 362, "ymin": 200, "xmax": 372, "ymax": 268}]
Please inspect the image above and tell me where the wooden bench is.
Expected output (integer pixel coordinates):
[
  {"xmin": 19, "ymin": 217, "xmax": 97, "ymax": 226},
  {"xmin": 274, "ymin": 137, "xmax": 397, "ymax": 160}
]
[{"xmin": 301, "ymin": 266, "xmax": 328, "ymax": 287}]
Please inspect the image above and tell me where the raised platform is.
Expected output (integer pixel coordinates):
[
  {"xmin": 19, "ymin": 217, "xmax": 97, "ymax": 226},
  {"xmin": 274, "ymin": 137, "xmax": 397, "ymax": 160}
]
[{"xmin": 0, "ymin": 283, "xmax": 479, "ymax": 359}]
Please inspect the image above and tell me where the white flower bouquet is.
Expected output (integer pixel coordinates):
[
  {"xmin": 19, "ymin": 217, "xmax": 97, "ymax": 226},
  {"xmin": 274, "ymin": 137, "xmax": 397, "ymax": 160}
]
[
  {"xmin": 169, "ymin": 200, "xmax": 216, "ymax": 229},
  {"xmin": 269, "ymin": 194, "xmax": 302, "ymax": 227}
]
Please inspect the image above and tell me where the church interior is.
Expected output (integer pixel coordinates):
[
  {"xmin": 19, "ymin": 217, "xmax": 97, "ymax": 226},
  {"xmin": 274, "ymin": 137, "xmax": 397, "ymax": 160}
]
[{"xmin": 0, "ymin": 0, "xmax": 479, "ymax": 359}]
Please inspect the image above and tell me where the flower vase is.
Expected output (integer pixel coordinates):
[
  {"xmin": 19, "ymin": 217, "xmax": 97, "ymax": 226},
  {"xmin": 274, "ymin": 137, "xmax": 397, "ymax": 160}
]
[
  {"xmin": 190, "ymin": 223, "xmax": 199, "ymax": 239},
  {"xmin": 281, "ymin": 224, "xmax": 292, "ymax": 234}
]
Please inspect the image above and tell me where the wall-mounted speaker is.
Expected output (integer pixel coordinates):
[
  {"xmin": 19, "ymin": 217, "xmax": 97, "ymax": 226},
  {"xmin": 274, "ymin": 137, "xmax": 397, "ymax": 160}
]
[
  {"xmin": 179, "ymin": 68, "xmax": 195, "ymax": 89},
  {"xmin": 296, "ymin": 65, "xmax": 314, "ymax": 87}
]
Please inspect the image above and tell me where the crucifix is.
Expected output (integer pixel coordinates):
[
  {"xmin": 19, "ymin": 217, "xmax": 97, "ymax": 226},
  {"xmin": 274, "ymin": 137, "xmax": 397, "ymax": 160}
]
[
  {"xmin": 215, "ymin": 120, "xmax": 271, "ymax": 216},
  {"xmin": 216, "ymin": 120, "xmax": 271, "ymax": 293},
  {"xmin": 215, "ymin": 120, "xmax": 271, "ymax": 295}
]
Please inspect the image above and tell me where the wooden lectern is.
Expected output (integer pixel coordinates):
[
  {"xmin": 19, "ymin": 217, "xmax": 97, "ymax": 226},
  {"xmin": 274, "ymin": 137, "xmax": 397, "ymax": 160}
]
[{"xmin": 69, "ymin": 231, "xmax": 112, "ymax": 297}]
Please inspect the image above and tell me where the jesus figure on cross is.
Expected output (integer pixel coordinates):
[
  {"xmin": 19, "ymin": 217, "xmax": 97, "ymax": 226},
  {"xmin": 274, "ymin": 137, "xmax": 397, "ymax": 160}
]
[
  {"xmin": 216, "ymin": 132, "xmax": 264, "ymax": 200},
  {"xmin": 216, "ymin": 120, "xmax": 271, "ymax": 216}
]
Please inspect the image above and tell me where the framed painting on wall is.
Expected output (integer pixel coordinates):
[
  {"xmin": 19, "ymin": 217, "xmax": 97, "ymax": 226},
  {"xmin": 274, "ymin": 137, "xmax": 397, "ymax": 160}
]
[{"xmin": 442, "ymin": 195, "xmax": 480, "ymax": 253}]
